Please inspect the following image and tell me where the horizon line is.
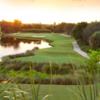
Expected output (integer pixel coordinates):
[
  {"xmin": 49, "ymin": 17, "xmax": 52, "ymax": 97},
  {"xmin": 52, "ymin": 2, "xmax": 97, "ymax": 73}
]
[{"xmin": 0, "ymin": 19, "xmax": 100, "ymax": 24}]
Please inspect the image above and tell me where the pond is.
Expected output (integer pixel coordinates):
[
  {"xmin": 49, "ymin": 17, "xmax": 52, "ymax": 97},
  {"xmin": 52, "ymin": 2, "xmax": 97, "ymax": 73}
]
[{"xmin": 0, "ymin": 37, "xmax": 51, "ymax": 59}]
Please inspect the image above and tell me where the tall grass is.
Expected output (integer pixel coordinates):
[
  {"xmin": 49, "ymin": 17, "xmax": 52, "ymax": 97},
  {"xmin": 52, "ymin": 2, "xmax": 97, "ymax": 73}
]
[
  {"xmin": 68, "ymin": 50, "xmax": 100, "ymax": 100},
  {"xmin": 0, "ymin": 50, "xmax": 99, "ymax": 100},
  {"xmin": 0, "ymin": 63, "xmax": 52, "ymax": 100}
]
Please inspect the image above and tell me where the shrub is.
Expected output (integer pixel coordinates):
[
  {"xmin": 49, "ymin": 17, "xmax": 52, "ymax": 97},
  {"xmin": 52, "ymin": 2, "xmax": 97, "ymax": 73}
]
[
  {"xmin": 83, "ymin": 22, "xmax": 100, "ymax": 44},
  {"xmin": 42, "ymin": 63, "xmax": 74, "ymax": 74},
  {"xmin": 89, "ymin": 31, "xmax": 100, "ymax": 49}
]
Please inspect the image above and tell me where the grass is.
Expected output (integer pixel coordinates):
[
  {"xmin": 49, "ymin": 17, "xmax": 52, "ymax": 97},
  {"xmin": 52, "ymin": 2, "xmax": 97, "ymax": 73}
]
[
  {"xmin": 0, "ymin": 35, "xmax": 100, "ymax": 100},
  {"xmin": 0, "ymin": 83, "xmax": 100, "ymax": 100},
  {"xmin": 0, "ymin": 84, "xmax": 75, "ymax": 100},
  {"xmin": 9, "ymin": 33, "xmax": 86, "ymax": 66}
]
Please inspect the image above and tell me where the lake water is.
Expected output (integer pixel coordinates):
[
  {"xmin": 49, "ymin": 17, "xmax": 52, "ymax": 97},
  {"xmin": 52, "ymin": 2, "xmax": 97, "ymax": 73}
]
[{"xmin": 0, "ymin": 37, "xmax": 51, "ymax": 59}]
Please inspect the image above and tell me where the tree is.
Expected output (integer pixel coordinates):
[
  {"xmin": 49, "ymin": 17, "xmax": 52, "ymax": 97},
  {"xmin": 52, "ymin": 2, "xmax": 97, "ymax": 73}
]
[
  {"xmin": 13, "ymin": 19, "xmax": 22, "ymax": 32},
  {"xmin": 54, "ymin": 22, "xmax": 75, "ymax": 34},
  {"xmin": 72, "ymin": 22, "xmax": 88, "ymax": 40},
  {"xmin": 0, "ymin": 26, "xmax": 3, "ymax": 39},
  {"xmin": 83, "ymin": 22, "xmax": 100, "ymax": 44}
]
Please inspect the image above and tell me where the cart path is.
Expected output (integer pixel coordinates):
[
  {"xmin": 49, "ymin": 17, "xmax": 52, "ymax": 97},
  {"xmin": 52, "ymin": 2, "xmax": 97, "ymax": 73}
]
[{"xmin": 73, "ymin": 41, "xmax": 89, "ymax": 59}]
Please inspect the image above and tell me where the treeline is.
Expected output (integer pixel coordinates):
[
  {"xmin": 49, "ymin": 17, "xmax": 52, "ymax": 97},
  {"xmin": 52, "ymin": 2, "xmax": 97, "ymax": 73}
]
[
  {"xmin": 72, "ymin": 22, "xmax": 100, "ymax": 49},
  {"xmin": 0, "ymin": 20, "xmax": 100, "ymax": 49},
  {"xmin": 0, "ymin": 20, "xmax": 75, "ymax": 34}
]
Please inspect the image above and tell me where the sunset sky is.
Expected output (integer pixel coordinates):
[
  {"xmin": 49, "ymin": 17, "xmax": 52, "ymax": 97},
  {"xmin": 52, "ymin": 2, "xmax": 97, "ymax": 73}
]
[{"xmin": 0, "ymin": 0, "xmax": 100, "ymax": 24}]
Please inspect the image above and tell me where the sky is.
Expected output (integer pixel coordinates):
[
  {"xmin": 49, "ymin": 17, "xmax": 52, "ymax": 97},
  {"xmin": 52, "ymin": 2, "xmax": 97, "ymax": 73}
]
[{"xmin": 0, "ymin": 0, "xmax": 100, "ymax": 24}]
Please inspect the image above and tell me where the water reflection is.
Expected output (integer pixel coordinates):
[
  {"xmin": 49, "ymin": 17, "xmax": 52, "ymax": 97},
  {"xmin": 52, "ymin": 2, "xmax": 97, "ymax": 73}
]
[{"xmin": 0, "ymin": 37, "xmax": 51, "ymax": 59}]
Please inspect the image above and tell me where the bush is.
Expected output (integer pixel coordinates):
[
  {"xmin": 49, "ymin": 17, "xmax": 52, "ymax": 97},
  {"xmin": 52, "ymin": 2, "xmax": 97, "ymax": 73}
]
[
  {"xmin": 89, "ymin": 31, "xmax": 100, "ymax": 49},
  {"xmin": 83, "ymin": 22, "xmax": 100, "ymax": 44},
  {"xmin": 0, "ymin": 61, "xmax": 76, "ymax": 75}
]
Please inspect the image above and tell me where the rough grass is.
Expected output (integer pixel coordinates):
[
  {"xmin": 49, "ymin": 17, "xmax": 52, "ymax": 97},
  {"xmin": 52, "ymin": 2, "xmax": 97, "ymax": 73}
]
[{"xmin": 9, "ymin": 33, "xmax": 86, "ymax": 66}]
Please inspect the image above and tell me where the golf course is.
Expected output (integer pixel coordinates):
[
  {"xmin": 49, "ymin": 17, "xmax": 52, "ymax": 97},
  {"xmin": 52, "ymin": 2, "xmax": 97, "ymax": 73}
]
[
  {"xmin": 0, "ymin": 0, "xmax": 100, "ymax": 99},
  {"xmin": 0, "ymin": 30, "xmax": 99, "ymax": 100},
  {"xmin": 8, "ymin": 33, "xmax": 86, "ymax": 65}
]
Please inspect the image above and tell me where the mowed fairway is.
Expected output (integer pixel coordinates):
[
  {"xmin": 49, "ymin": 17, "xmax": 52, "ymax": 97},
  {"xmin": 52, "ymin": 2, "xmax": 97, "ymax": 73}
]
[{"xmin": 10, "ymin": 33, "xmax": 86, "ymax": 66}]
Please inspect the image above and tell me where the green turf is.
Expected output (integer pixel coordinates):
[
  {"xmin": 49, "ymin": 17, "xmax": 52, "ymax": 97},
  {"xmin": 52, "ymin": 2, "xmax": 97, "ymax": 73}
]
[
  {"xmin": 10, "ymin": 33, "xmax": 86, "ymax": 66},
  {"xmin": 0, "ymin": 84, "xmax": 98, "ymax": 100}
]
